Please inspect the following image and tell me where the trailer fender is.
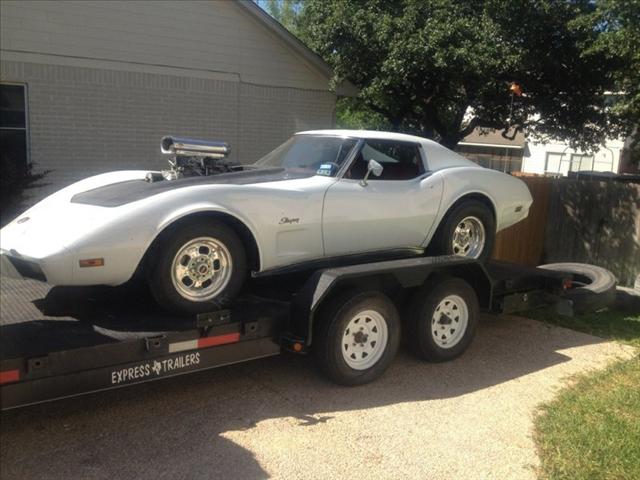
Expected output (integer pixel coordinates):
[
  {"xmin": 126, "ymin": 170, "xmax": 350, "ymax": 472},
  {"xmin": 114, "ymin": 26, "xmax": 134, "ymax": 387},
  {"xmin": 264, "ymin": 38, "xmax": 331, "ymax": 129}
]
[{"xmin": 290, "ymin": 256, "xmax": 492, "ymax": 346}]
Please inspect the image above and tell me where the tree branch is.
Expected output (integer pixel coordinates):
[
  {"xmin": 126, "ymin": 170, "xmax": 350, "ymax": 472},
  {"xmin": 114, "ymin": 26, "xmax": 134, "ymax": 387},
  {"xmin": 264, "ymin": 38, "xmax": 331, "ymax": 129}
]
[
  {"xmin": 423, "ymin": 104, "xmax": 449, "ymax": 140},
  {"xmin": 458, "ymin": 116, "xmax": 481, "ymax": 139},
  {"xmin": 363, "ymin": 100, "xmax": 393, "ymax": 120}
]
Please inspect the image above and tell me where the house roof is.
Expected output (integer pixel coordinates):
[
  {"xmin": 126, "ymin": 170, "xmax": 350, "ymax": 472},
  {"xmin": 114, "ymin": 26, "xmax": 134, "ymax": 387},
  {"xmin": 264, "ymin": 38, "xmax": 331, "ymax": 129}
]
[
  {"xmin": 459, "ymin": 128, "xmax": 526, "ymax": 150},
  {"xmin": 237, "ymin": 1, "xmax": 358, "ymax": 96}
]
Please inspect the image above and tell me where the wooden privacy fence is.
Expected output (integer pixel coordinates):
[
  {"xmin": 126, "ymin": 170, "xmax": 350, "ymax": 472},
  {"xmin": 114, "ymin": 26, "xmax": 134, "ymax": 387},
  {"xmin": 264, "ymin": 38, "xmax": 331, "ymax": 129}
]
[
  {"xmin": 492, "ymin": 176, "xmax": 640, "ymax": 286},
  {"xmin": 491, "ymin": 177, "xmax": 551, "ymax": 266}
]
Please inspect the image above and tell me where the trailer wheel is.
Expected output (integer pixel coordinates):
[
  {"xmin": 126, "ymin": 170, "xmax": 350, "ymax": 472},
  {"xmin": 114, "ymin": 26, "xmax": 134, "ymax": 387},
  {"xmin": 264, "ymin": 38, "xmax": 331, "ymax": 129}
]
[
  {"xmin": 407, "ymin": 277, "xmax": 479, "ymax": 362},
  {"xmin": 314, "ymin": 291, "xmax": 401, "ymax": 386}
]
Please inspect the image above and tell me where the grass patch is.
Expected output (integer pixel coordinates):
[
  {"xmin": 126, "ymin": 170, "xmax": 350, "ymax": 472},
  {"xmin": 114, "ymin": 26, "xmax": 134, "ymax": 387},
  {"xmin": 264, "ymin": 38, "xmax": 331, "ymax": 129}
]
[
  {"xmin": 523, "ymin": 307, "xmax": 640, "ymax": 349},
  {"xmin": 534, "ymin": 357, "xmax": 640, "ymax": 480},
  {"xmin": 523, "ymin": 307, "xmax": 640, "ymax": 479}
]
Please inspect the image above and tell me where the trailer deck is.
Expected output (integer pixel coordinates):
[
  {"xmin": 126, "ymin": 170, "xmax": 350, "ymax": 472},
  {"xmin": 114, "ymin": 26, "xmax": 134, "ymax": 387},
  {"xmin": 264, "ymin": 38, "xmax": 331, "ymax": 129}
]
[{"xmin": 0, "ymin": 258, "xmax": 572, "ymax": 410}]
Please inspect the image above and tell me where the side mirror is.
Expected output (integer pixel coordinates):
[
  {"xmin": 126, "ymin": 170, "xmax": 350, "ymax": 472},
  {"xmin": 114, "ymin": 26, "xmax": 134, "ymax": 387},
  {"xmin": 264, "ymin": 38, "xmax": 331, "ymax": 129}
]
[{"xmin": 360, "ymin": 159, "xmax": 384, "ymax": 186}]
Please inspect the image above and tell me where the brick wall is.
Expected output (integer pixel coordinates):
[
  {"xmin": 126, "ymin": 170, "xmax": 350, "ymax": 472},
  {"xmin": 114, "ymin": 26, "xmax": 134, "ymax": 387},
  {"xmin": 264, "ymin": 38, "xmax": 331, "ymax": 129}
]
[{"xmin": 0, "ymin": 60, "xmax": 336, "ymax": 200}]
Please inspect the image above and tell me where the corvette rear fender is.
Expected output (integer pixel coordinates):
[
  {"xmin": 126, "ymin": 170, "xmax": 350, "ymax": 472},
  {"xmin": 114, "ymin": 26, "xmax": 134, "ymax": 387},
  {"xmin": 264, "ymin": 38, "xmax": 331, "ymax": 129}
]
[
  {"xmin": 152, "ymin": 203, "xmax": 264, "ymax": 270},
  {"xmin": 421, "ymin": 189, "xmax": 497, "ymax": 248},
  {"xmin": 442, "ymin": 190, "xmax": 498, "ymax": 222},
  {"xmin": 433, "ymin": 167, "xmax": 531, "ymax": 235}
]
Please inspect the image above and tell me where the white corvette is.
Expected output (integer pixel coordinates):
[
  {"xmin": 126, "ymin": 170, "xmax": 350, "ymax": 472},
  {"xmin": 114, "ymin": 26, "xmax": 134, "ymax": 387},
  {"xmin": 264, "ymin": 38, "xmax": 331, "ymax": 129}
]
[{"xmin": 0, "ymin": 130, "xmax": 532, "ymax": 314}]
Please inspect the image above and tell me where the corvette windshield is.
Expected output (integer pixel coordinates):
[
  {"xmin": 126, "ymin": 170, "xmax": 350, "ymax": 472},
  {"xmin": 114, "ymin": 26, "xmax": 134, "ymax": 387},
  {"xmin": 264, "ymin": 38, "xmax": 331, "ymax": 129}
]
[{"xmin": 254, "ymin": 135, "xmax": 358, "ymax": 177}]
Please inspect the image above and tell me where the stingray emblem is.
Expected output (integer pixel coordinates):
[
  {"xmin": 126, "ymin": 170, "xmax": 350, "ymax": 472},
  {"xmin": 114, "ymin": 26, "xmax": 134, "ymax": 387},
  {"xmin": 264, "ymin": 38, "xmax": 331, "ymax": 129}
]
[{"xmin": 279, "ymin": 217, "xmax": 300, "ymax": 225}]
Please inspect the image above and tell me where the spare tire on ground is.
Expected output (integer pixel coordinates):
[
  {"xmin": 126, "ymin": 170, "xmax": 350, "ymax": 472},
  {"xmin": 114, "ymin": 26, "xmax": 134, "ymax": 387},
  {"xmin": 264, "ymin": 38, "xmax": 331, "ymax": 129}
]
[
  {"xmin": 538, "ymin": 263, "xmax": 617, "ymax": 315},
  {"xmin": 614, "ymin": 287, "xmax": 640, "ymax": 313}
]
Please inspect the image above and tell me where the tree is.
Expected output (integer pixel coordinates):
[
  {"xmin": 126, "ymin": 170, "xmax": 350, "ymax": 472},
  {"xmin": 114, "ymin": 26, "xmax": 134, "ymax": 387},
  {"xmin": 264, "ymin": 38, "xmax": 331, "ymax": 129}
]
[
  {"xmin": 261, "ymin": 0, "xmax": 303, "ymax": 36},
  {"xmin": 299, "ymin": 0, "xmax": 637, "ymax": 150},
  {"xmin": 573, "ymin": 0, "xmax": 640, "ymax": 164}
]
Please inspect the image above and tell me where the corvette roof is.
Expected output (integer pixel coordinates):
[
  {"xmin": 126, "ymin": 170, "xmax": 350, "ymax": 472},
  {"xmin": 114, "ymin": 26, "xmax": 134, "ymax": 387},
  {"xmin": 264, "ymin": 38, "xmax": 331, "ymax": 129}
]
[{"xmin": 297, "ymin": 129, "xmax": 430, "ymax": 143}]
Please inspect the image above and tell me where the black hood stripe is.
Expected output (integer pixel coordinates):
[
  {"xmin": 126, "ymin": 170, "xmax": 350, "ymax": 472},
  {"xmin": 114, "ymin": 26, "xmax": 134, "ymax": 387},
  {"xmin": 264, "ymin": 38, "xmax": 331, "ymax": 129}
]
[{"xmin": 71, "ymin": 168, "xmax": 315, "ymax": 207}]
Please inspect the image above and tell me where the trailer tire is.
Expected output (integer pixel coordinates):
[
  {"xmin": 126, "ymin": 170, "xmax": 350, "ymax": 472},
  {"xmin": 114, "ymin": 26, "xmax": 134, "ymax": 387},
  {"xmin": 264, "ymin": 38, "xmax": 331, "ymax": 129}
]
[
  {"xmin": 314, "ymin": 291, "xmax": 400, "ymax": 386},
  {"xmin": 538, "ymin": 262, "xmax": 616, "ymax": 314},
  {"xmin": 407, "ymin": 276, "xmax": 479, "ymax": 362}
]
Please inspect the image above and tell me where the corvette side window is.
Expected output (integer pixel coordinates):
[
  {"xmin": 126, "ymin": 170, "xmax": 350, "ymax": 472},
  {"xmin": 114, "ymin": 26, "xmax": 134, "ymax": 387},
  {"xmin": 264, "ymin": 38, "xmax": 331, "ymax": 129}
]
[{"xmin": 346, "ymin": 140, "xmax": 424, "ymax": 180}]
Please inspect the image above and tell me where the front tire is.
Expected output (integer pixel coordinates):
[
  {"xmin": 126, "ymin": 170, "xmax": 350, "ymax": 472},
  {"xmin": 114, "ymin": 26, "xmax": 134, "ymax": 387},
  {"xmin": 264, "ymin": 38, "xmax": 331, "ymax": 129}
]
[
  {"xmin": 147, "ymin": 219, "xmax": 247, "ymax": 315},
  {"xmin": 314, "ymin": 291, "xmax": 401, "ymax": 386},
  {"xmin": 430, "ymin": 200, "xmax": 495, "ymax": 262}
]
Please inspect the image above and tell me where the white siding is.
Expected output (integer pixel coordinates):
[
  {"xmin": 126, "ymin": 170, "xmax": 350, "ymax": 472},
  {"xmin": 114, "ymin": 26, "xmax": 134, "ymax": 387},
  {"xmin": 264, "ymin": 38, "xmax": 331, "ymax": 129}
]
[
  {"xmin": 0, "ymin": 1, "xmax": 337, "ymax": 203},
  {"xmin": 523, "ymin": 139, "xmax": 624, "ymax": 176},
  {"xmin": 0, "ymin": 60, "xmax": 335, "ymax": 201},
  {"xmin": 0, "ymin": 0, "xmax": 330, "ymax": 90}
]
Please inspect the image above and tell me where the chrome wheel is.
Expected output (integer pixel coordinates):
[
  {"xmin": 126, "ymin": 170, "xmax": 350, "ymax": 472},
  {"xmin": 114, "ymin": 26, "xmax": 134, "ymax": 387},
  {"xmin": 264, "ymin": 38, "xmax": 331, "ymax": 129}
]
[
  {"xmin": 431, "ymin": 295, "xmax": 469, "ymax": 349},
  {"xmin": 452, "ymin": 216, "xmax": 485, "ymax": 258},
  {"xmin": 171, "ymin": 237, "xmax": 233, "ymax": 302},
  {"xmin": 341, "ymin": 310, "xmax": 388, "ymax": 370}
]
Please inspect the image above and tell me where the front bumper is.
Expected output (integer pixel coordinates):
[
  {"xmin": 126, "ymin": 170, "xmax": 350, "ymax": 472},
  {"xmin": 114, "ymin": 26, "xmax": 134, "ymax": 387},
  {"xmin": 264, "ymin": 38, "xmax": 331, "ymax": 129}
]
[{"xmin": 0, "ymin": 249, "xmax": 74, "ymax": 285}]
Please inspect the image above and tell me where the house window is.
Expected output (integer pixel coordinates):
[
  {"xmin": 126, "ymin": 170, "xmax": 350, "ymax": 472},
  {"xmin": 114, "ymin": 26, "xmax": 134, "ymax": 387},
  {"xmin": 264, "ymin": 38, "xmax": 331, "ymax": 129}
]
[
  {"xmin": 456, "ymin": 145, "xmax": 523, "ymax": 173},
  {"xmin": 593, "ymin": 156, "xmax": 614, "ymax": 172},
  {"xmin": 570, "ymin": 153, "xmax": 594, "ymax": 172},
  {"xmin": 544, "ymin": 152, "xmax": 566, "ymax": 175},
  {"xmin": 0, "ymin": 84, "xmax": 29, "ymax": 175}
]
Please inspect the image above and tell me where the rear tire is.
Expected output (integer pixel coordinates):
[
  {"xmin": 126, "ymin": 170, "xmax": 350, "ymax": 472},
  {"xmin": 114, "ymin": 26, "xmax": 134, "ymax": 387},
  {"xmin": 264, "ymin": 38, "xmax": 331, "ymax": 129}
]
[
  {"xmin": 314, "ymin": 291, "xmax": 401, "ymax": 386},
  {"xmin": 430, "ymin": 200, "xmax": 495, "ymax": 263},
  {"xmin": 407, "ymin": 276, "xmax": 479, "ymax": 362},
  {"xmin": 147, "ymin": 219, "xmax": 247, "ymax": 315}
]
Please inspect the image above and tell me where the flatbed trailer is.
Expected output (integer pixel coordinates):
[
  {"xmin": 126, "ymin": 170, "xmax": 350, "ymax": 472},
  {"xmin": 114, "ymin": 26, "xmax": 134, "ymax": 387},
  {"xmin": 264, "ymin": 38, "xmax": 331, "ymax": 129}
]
[{"xmin": 0, "ymin": 256, "xmax": 580, "ymax": 410}]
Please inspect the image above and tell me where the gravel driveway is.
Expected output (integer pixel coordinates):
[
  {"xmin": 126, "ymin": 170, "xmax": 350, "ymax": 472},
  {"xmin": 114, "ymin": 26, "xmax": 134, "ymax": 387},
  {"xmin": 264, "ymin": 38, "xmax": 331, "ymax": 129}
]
[{"xmin": 0, "ymin": 314, "xmax": 633, "ymax": 480}]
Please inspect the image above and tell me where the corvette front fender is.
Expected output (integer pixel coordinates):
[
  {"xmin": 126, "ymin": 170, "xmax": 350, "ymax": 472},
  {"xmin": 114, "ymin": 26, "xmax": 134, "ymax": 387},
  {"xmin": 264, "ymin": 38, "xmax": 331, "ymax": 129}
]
[{"xmin": 155, "ymin": 203, "xmax": 265, "ymax": 270}]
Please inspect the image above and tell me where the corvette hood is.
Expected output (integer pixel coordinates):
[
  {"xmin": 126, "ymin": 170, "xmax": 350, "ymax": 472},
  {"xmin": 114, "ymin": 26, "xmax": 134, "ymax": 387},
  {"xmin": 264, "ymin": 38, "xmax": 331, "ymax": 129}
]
[
  {"xmin": 0, "ymin": 171, "xmax": 149, "ymax": 258},
  {"xmin": 71, "ymin": 168, "xmax": 315, "ymax": 207},
  {"xmin": 1, "ymin": 196, "xmax": 123, "ymax": 259}
]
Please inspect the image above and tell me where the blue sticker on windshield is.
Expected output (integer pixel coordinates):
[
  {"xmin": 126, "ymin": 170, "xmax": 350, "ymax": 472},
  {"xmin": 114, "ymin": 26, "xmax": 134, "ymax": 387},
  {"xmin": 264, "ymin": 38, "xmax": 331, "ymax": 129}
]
[{"xmin": 317, "ymin": 163, "xmax": 333, "ymax": 176}]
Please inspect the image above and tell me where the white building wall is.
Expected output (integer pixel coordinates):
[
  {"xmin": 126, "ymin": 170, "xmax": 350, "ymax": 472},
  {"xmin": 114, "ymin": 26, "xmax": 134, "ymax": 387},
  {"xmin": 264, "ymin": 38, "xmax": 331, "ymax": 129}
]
[
  {"xmin": 0, "ymin": 1, "xmax": 337, "ymax": 201},
  {"xmin": 0, "ymin": 60, "xmax": 335, "ymax": 199},
  {"xmin": 0, "ymin": 0, "xmax": 329, "ymax": 90},
  {"xmin": 522, "ymin": 138, "xmax": 625, "ymax": 176}
]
